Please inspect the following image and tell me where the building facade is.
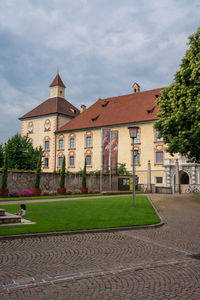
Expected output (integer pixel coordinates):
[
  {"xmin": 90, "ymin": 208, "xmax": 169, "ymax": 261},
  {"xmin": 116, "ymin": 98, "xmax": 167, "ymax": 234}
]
[{"xmin": 20, "ymin": 75, "xmax": 200, "ymax": 190}]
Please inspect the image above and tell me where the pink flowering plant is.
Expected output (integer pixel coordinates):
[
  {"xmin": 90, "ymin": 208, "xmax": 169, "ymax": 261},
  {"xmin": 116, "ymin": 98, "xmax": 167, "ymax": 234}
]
[{"xmin": 20, "ymin": 189, "xmax": 32, "ymax": 197}]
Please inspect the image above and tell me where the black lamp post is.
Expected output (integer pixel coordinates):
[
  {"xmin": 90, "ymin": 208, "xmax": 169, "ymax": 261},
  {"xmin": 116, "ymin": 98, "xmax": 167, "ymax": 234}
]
[{"xmin": 128, "ymin": 126, "xmax": 139, "ymax": 207}]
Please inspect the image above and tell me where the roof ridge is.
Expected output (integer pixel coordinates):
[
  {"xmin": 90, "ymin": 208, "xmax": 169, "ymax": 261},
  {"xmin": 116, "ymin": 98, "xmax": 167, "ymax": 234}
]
[{"xmin": 99, "ymin": 87, "xmax": 163, "ymax": 101}]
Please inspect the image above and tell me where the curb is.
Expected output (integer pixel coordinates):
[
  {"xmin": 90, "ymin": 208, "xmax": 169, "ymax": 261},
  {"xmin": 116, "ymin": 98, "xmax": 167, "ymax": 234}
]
[{"xmin": 0, "ymin": 221, "xmax": 164, "ymax": 240}]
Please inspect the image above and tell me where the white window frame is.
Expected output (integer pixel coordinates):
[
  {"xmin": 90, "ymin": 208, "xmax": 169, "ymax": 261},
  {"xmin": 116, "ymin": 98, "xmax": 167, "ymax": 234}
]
[
  {"xmin": 69, "ymin": 137, "xmax": 75, "ymax": 149},
  {"xmin": 86, "ymin": 136, "xmax": 92, "ymax": 148},
  {"xmin": 44, "ymin": 140, "xmax": 49, "ymax": 151},
  {"xmin": 156, "ymin": 151, "xmax": 163, "ymax": 164},
  {"xmin": 85, "ymin": 154, "xmax": 91, "ymax": 166},
  {"xmin": 69, "ymin": 155, "xmax": 75, "ymax": 167},
  {"xmin": 58, "ymin": 139, "xmax": 64, "ymax": 150},
  {"xmin": 58, "ymin": 156, "xmax": 63, "ymax": 167},
  {"xmin": 155, "ymin": 176, "xmax": 163, "ymax": 184},
  {"xmin": 44, "ymin": 157, "xmax": 49, "ymax": 168}
]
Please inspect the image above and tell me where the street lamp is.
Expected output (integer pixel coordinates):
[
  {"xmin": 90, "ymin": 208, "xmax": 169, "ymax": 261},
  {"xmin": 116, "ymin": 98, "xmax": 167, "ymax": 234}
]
[{"xmin": 128, "ymin": 126, "xmax": 139, "ymax": 207}]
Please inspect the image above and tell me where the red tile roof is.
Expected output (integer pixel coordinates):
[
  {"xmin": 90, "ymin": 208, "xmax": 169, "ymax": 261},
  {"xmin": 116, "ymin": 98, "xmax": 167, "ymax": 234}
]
[
  {"xmin": 19, "ymin": 97, "xmax": 79, "ymax": 120},
  {"xmin": 56, "ymin": 88, "xmax": 162, "ymax": 132},
  {"xmin": 49, "ymin": 74, "xmax": 66, "ymax": 88}
]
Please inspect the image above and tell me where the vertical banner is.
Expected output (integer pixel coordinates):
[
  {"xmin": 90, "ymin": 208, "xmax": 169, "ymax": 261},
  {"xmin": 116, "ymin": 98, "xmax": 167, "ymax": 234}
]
[
  {"xmin": 111, "ymin": 130, "xmax": 118, "ymax": 174},
  {"xmin": 102, "ymin": 128, "xmax": 111, "ymax": 174}
]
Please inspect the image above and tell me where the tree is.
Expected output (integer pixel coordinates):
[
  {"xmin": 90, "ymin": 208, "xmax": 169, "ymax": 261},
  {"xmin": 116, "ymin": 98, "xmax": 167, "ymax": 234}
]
[
  {"xmin": 117, "ymin": 163, "xmax": 130, "ymax": 175},
  {"xmin": 0, "ymin": 144, "xmax": 4, "ymax": 168},
  {"xmin": 60, "ymin": 156, "xmax": 66, "ymax": 189},
  {"xmin": 154, "ymin": 27, "xmax": 200, "ymax": 162},
  {"xmin": 6, "ymin": 133, "xmax": 41, "ymax": 170},
  {"xmin": 1, "ymin": 145, "xmax": 8, "ymax": 189},
  {"xmin": 82, "ymin": 158, "xmax": 87, "ymax": 188},
  {"xmin": 34, "ymin": 148, "xmax": 43, "ymax": 189}
]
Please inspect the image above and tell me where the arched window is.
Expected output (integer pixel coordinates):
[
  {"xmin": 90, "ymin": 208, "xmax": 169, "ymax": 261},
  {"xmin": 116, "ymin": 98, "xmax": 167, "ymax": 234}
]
[
  {"xmin": 43, "ymin": 153, "xmax": 49, "ymax": 169},
  {"xmin": 44, "ymin": 137, "xmax": 50, "ymax": 151},
  {"xmin": 69, "ymin": 134, "xmax": 76, "ymax": 149},
  {"xmin": 68, "ymin": 151, "xmax": 75, "ymax": 167},
  {"xmin": 85, "ymin": 150, "xmax": 92, "ymax": 167},
  {"xmin": 58, "ymin": 135, "xmax": 64, "ymax": 150},
  {"xmin": 58, "ymin": 152, "xmax": 64, "ymax": 167},
  {"xmin": 85, "ymin": 131, "xmax": 93, "ymax": 148}
]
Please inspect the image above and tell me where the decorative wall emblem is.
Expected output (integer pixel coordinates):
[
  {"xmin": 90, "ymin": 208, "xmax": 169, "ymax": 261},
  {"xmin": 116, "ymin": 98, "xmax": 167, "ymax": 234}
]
[
  {"xmin": 44, "ymin": 119, "xmax": 51, "ymax": 131},
  {"xmin": 28, "ymin": 122, "xmax": 33, "ymax": 134}
]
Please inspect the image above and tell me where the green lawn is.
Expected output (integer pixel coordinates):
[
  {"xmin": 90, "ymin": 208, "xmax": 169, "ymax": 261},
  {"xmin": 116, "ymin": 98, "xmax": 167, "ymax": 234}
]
[
  {"xmin": 0, "ymin": 193, "xmax": 103, "ymax": 201},
  {"xmin": 0, "ymin": 196, "xmax": 161, "ymax": 236},
  {"xmin": 0, "ymin": 191, "xmax": 145, "ymax": 202}
]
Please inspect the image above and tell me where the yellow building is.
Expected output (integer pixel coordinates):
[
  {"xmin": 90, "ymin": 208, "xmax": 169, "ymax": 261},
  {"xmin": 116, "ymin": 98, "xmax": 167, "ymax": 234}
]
[
  {"xmin": 20, "ymin": 75, "xmax": 200, "ymax": 191},
  {"xmin": 19, "ymin": 74, "xmax": 79, "ymax": 171}
]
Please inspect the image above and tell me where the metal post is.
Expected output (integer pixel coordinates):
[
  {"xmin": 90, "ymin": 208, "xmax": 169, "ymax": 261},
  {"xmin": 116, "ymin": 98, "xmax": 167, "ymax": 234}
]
[{"xmin": 132, "ymin": 137, "xmax": 135, "ymax": 207}]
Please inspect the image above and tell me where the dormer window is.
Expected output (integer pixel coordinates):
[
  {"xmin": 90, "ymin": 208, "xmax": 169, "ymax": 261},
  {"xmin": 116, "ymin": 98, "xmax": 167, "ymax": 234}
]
[
  {"xmin": 102, "ymin": 100, "xmax": 109, "ymax": 107},
  {"xmin": 132, "ymin": 82, "xmax": 140, "ymax": 93},
  {"xmin": 91, "ymin": 115, "xmax": 99, "ymax": 122}
]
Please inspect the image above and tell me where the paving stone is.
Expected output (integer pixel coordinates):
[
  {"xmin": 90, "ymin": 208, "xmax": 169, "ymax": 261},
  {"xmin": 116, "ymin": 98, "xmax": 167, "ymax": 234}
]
[{"xmin": 0, "ymin": 194, "xmax": 200, "ymax": 299}]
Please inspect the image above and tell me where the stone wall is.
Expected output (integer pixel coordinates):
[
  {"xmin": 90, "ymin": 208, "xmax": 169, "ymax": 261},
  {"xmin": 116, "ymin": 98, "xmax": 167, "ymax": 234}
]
[{"xmin": 0, "ymin": 171, "xmax": 132, "ymax": 192}]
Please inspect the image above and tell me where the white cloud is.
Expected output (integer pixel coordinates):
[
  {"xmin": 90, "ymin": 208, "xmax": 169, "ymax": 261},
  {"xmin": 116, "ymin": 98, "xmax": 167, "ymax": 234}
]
[{"xmin": 0, "ymin": 0, "xmax": 199, "ymax": 142}]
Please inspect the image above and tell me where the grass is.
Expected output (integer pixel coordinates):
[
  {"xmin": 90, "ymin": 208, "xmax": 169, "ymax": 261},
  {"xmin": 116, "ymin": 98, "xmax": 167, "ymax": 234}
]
[
  {"xmin": 0, "ymin": 193, "xmax": 103, "ymax": 201},
  {"xmin": 0, "ymin": 191, "xmax": 145, "ymax": 201},
  {"xmin": 0, "ymin": 195, "xmax": 161, "ymax": 236}
]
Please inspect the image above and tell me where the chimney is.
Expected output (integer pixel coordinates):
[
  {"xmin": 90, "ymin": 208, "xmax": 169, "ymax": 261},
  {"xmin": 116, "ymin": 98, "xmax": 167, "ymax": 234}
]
[
  {"xmin": 80, "ymin": 104, "xmax": 86, "ymax": 113},
  {"xmin": 132, "ymin": 82, "xmax": 140, "ymax": 93}
]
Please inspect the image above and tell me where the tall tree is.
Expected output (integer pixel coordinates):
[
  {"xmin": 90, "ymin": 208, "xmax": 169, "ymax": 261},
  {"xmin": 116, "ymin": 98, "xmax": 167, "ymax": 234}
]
[
  {"xmin": 0, "ymin": 144, "xmax": 4, "ymax": 168},
  {"xmin": 155, "ymin": 27, "xmax": 200, "ymax": 162},
  {"xmin": 6, "ymin": 133, "xmax": 41, "ymax": 170}
]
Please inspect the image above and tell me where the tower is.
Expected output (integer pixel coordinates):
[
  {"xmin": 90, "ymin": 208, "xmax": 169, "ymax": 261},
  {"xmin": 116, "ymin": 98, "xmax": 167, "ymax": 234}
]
[{"xmin": 49, "ymin": 73, "xmax": 66, "ymax": 98}]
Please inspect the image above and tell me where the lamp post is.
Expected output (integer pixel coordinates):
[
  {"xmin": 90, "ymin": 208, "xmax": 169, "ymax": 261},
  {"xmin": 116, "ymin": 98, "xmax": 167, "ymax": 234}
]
[{"xmin": 128, "ymin": 126, "xmax": 139, "ymax": 207}]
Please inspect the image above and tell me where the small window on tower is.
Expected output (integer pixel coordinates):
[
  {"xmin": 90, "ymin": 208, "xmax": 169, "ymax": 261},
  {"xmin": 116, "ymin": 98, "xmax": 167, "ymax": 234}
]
[{"xmin": 60, "ymin": 90, "xmax": 62, "ymax": 94}]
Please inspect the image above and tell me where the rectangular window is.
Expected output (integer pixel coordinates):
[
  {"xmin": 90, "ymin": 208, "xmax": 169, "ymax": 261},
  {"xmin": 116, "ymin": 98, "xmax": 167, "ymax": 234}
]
[
  {"xmin": 58, "ymin": 139, "xmax": 64, "ymax": 149},
  {"xmin": 69, "ymin": 137, "xmax": 75, "ymax": 149},
  {"xmin": 44, "ymin": 140, "xmax": 49, "ymax": 151},
  {"xmin": 134, "ymin": 151, "xmax": 140, "ymax": 165},
  {"xmin": 156, "ymin": 151, "xmax": 163, "ymax": 164},
  {"xmin": 155, "ymin": 130, "xmax": 163, "ymax": 141},
  {"xmin": 85, "ymin": 155, "xmax": 91, "ymax": 166},
  {"xmin": 69, "ymin": 156, "xmax": 74, "ymax": 166},
  {"xmin": 155, "ymin": 177, "xmax": 163, "ymax": 184},
  {"xmin": 58, "ymin": 156, "xmax": 63, "ymax": 167},
  {"xmin": 44, "ymin": 157, "xmax": 49, "ymax": 168},
  {"xmin": 86, "ymin": 136, "xmax": 92, "ymax": 147},
  {"xmin": 134, "ymin": 131, "xmax": 140, "ymax": 143}
]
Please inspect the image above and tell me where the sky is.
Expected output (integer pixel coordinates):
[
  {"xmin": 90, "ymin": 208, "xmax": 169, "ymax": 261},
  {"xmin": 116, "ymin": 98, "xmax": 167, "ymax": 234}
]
[{"xmin": 0, "ymin": 0, "xmax": 199, "ymax": 143}]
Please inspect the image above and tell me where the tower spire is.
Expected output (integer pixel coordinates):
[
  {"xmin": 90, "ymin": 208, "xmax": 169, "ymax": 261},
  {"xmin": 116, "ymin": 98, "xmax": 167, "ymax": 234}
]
[{"xmin": 49, "ymin": 73, "xmax": 66, "ymax": 98}]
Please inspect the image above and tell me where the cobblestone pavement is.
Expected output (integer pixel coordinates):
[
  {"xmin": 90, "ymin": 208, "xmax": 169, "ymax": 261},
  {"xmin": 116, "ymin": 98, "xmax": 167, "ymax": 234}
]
[{"xmin": 0, "ymin": 194, "xmax": 199, "ymax": 299}]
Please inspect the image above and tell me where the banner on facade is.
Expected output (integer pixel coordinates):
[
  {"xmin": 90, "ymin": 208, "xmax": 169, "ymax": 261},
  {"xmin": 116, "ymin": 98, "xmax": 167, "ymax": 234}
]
[
  {"xmin": 102, "ymin": 128, "xmax": 111, "ymax": 174},
  {"xmin": 110, "ymin": 130, "xmax": 118, "ymax": 174}
]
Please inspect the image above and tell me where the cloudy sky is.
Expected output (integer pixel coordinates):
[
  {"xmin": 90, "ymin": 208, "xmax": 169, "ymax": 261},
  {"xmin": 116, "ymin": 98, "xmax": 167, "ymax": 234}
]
[{"xmin": 0, "ymin": 0, "xmax": 199, "ymax": 143}]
